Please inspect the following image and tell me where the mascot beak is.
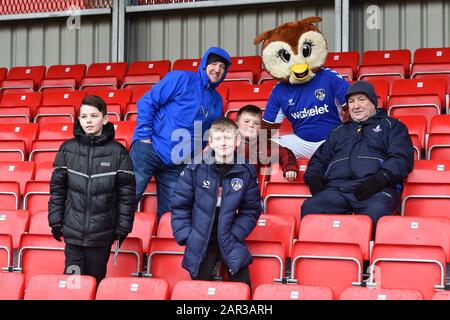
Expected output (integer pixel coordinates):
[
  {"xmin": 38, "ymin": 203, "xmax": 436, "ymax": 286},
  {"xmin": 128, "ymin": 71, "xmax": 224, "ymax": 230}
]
[{"xmin": 290, "ymin": 63, "xmax": 310, "ymax": 80}]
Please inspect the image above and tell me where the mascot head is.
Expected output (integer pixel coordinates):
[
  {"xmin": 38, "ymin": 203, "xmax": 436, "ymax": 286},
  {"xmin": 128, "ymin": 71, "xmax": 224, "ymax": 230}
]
[{"xmin": 254, "ymin": 17, "xmax": 327, "ymax": 84}]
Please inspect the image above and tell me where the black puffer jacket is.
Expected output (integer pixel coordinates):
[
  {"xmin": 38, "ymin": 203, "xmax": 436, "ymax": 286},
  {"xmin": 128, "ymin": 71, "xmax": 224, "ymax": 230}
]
[{"xmin": 48, "ymin": 121, "xmax": 136, "ymax": 247}]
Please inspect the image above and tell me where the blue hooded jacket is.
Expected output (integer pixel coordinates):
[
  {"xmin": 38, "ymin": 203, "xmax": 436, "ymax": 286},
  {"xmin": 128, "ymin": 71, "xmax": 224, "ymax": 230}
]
[
  {"xmin": 132, "ymin": 47, "xmax": 231, "ymax": 165},
  {"xmin": 171, "ymin": 162, "xmax": 263, "ymax": 277}
]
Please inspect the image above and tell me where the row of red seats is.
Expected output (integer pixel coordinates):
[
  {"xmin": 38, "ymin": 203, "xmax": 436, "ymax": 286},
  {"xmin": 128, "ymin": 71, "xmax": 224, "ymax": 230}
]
[
  {"xmin": 2, "ymin": 213, "xmax": 449, "ymax": 299},
  {"xmin": 2, "ymin": 274, "xmax": 449, "ymax": 300},
  {"xmin": 0, "ymin": 0, "xmax": 110, "ymax": 15}
]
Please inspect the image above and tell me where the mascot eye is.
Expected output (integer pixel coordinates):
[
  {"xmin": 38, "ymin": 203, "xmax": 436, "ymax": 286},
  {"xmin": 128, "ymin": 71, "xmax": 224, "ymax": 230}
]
[
  {"xmin": 278, "ymin": 49, "xmax": 291, "ymax": 63},
  {"xmin": 302, "ymin": 43, "xmax": 312, "ymax": 58}
]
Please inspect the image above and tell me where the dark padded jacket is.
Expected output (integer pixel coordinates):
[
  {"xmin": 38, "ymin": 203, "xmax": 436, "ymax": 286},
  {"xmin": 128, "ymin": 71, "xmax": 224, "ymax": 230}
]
[
  {"xmin": 304, "ymin": 109, "xmax": 414, "ymax": 193},
  {"xmin": 48, "ymin": 121, "xmax": 136, "ymax": 247},
  {"xmin": 171, "ymin": 162, "xmax": 262, "ymax": 277}
]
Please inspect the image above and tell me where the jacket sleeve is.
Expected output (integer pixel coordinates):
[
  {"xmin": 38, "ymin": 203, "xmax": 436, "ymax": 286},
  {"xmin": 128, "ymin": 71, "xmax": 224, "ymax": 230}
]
[
  {"xmin": 278, "ymin": 145, "xmax": 299, "ymax": 176},
  {"xmin": 303, "ymin": 134, "xmax": 335, "ymax": 183},
  {"xmin": 115, "ymin": 150, "xmax": 136, "ymax": 235},
  {"xmin": 48, "ymin": 145, "xmax": 68, "ymax": 227},
  {"xmin": 230, "ymin": 167, "xmax": 263, "ymax": 242},
  {"xmin": 170, "ymin": 167, "xmax": 194, "ymax": 246},
  {"xmin": 381, "ymin": 120, "xmax": 414, "ymax": 182},
  {"xmin": 134, "ymin": 72, "xmax": 186, "ymax": 141}
]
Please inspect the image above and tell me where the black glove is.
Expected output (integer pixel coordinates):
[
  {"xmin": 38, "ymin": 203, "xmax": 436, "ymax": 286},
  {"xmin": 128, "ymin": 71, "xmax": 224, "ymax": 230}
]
[
  {"xmin": 115, "ymin": 232, "xmax": 127, "ymax": 247},
  {"xmin": 354, "ymin": 171, "xmax": 391, "ymax": 201},
  {"xmin": 51, "ymin": 224, "xmax": 63, "ymax": 242},
  {"xmin": 306, "ymin": 175, "xmax": 329, "ymax": 195}
]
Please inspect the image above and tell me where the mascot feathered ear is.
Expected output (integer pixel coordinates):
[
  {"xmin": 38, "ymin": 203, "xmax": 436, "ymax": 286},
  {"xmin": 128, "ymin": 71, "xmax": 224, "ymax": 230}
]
[{"xmin": 254, "ymin": 16, "xmax": 328, "ymax": 84}]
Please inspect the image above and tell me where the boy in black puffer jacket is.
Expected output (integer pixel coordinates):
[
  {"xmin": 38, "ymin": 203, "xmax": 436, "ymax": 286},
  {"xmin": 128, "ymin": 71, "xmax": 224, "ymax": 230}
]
[
  {"xmin": 171, "ymin": 117, "xmax": 262, "ymax": 289},
  {"xmin": 48, "ymin": 95, "xmax": 136, "ymax": 285}
]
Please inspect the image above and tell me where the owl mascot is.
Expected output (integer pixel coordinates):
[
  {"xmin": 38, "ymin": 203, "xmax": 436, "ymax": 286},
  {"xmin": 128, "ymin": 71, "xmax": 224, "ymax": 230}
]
[{"xmin": 254, "ymin": 17, "xmax": 350, "ymax": 158}]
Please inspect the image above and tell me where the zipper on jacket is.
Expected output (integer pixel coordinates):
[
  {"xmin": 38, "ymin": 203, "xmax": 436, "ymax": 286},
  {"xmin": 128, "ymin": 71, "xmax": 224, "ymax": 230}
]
[
  {"xmin": 83, "ymin": 138, "xmax": 94, "ymax": 246},
  {"xmin": 348, "ymin": 123, "xmax": 363, "ymax": 179}
]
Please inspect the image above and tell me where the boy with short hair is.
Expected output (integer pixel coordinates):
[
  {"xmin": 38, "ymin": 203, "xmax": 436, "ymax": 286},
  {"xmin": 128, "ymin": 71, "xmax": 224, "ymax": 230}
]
[
  {"xmin": 48, "ymin": 95, "xmax": 136, "ymax": 285},
  {"xmin": 171, "ymin": 117, "xmax": 262, "ymax": 287},
  {"xmin": 236, "ymin": 104, "xmax": 299, "ymax": 181}
]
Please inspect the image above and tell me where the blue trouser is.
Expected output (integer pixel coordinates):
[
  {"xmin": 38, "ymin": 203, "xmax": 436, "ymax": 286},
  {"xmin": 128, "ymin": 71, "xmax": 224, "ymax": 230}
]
[
  {"xmin": 130, "ymin": 140, "xmax": 184, "ymax": 220},
  {"xmin": 301, "ymin": 188, "xmax": 399, "ymax": 237}
]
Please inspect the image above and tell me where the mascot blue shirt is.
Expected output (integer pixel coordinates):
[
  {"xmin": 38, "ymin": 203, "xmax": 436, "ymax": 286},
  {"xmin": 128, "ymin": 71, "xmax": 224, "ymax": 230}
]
[{"xmin": 263, "ymin": 68, "xmax": 349, "ymax": 142}]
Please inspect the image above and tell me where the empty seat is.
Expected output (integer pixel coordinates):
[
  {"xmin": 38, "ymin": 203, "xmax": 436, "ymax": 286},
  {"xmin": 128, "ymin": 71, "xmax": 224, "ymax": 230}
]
[
  {"xmin": 80, "ymin": 62, "xmax": 128, "ymax": 90},
  {"xmin": 324, "ymin": 51, "xmax": 359, "ymax": 80},
  {"xmin": 0, "ymin": 234, "xmax": 13, "ymax": 270},
  {"xmin": 23, "ymin": 181, "xmax": 50, "ymax": 215},
  {"xmin": 106, "ymin": 237, "xmax": 143, "ymax": 278},
  {"xmin": 37, "ymin": 123, "xmax": 74, "ymax": 140},
  {"xmin": 0, "ymin": 210, "xmax": 30, "ymax": 248},
  {"xmin": 257, "ymin": 70, "xmax": 274, "ymax": 84},
  {"xmin": 129, "ymin": 212, "xmax": 157, "ymax": 254},
  {"xmin": 0, "ymin": 123, "xmax": 38, "ymax": 153},
  {"xmin": 340, "ymin": 287, "xmax": 423, "ymax": 300},
  {"xmin": 225, "ymin": 84, "xmax": 272, "ymax": 121},
  {"xmin": 36, "ymin": 91, "xmax": 87, "ymax": 124},
  {"xmin": 29, "ymin": 140, "xmax": 65, "ymax": 168},
  {"xmin": 0, "ymin": 272, "xmax": 25, "ymax": 300},
  {"xmin": 0, "ymin": 161, "xmax": 35, "ymax": 195},
  {"xmin": 157, "ymin": 212, "xmax": 174, "ymax": 239},
  {"xmin": 41, "ymin": 64, "xmax": 86, "ymax": 91},
  {"xmin": 138, "ymin": 181, "xmax": 157, "ymax": 213},
  {"xmin": 28, "ymin": 211, "xmax": 51, "ymax": 235},
  {"xmin": 0, "ymin": 68, "xmax": 6, "ymax": 82},
  {"xmin": 411, "ymin": 48, "xmax": 450, "ymax": 89},
  {"xmin": 0, "ymin": 181, "xmax": 21, "ymax": 210},
  {"xmin": 113, "ymin": 121, "xmax": 136, "ymax": 150},
  {"xmin": 432, "ymin": 291, "xmax": 450, "ymax": 300},
  {"xmin": 85, "ymin": 89, "xmax": 132, "ymax": 121},
  {"xmin": 96, "ymin": 277, "xmax": 170, "ymax": 300},
  {"xmin": 428, "ymin": 115, "xmax": 450, "ymax": 160},
  {"xmin": 171, "ymin": 280, "xmax": 250, "ymax": 300},
  {"xmin": 122, "ymin": 60, "xmax": 170, "ymax": 91},
  {"xmin": 24, "ymin": 274, "xmax": 96, "ymax": 300},
  {"xmin": 41, "ymin": 90, "xmax": 86, "ymax": 109},
  {"xmin": 253, "ymin": 283, "xmax": 333, "ymax": 300},
  {"xmin": 388, "ymin": 79, "xmax": 447, "ymax": 132},
  {"xmin": 3, "ymin": 65, "xmax": 46, "ymax": 91},
  {"xmin": 0, "ymin": 79, "xmax": 34, "ymax": 94},
  {"xmin": 16, "ymin": 234, "xmax": 65, "ymax": 283},
  {"xmin": 0, "ymin": 140, "xmax": 26, "ymax": 161},
  {"xmin": 0, "ymin": 92, "xmax": 42, "ymax": 123},
  {"xmin": 225, "ymin": 55, "xmax": 262, "ymax": 84},
  {"xmin": 395, "ymin": 115, "xmax": 426, "ymax": 160},
  {"xmin": 289, "ymin": 214, "xmax": 372, "ymax": 299},
  {"xmin": 145, "ymin": 237, "xmax": 190, "ymax": 292},
  {"xmin": 358, "ymin": 49, "xmax": 411, "ymax": 87},
  {"xmin": 124, "ymin": 87, "xmax": 149, "ymax": 121},
  {"xmin": 172, "ymin": 58, "xmax": 201, "ymax": 72}
]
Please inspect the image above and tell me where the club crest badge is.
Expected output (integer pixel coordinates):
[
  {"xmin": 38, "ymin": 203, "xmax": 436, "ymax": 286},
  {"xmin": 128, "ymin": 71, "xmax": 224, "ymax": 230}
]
[
  {"xmin": 315, "ymin": 89, "xmax": 326, "ymax": 101},
  {"xmin": 231, "ymin": 178, "xmax": 243, "ymax": 191}
]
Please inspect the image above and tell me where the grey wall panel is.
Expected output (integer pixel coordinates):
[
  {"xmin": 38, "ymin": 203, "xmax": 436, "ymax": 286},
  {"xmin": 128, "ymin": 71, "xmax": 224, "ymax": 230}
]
[
  {"xmin": 0, "ymin": 15, "xmax": 111, "ymax": 69},
  {"xmin": 350, "ymin": 0, "xmax": 450, "ymax": 55},
  {"xmin": 127, "ymin": 1, "xmax": 336, "ymax": 62}
]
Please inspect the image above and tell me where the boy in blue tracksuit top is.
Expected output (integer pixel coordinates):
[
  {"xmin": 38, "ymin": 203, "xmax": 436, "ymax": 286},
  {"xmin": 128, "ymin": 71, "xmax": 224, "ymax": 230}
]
[
  {"xmin": 171, "ymin": 117, "xmax": 262, "ymax": 288},
  {"xmin": 131, "ymin": 47, "xmax": 231, "ymax": 220}
]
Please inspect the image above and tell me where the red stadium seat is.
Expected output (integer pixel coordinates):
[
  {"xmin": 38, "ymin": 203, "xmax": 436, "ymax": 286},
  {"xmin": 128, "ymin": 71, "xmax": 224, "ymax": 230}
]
[
  {"xmin": 37, "ymin": 123, "xmax": 74, "ymax": 140},
  {"xmin": 41, "ymin": 64, "xmax": 86, "ymax": 90},
  {"xmin": 225, "ymin": 55, "xmax": 262, "ymax": 84},
  {"xmin": 16, "ymin": 234, "xmax": 65, "ymax": 283},
  {"xmin": 253, "ymin": 283, "xmax": 333, "ymax": 300},
  {"xmin": 5, "ymin": 65, "xmax": 46, "ymax": 90},
  {"xmin": 0, "ymin": 161, "xmax": 35, "ymax": 195},
  {"xmin": 145, "ymin": 237, "xmax": 190, "ymax": 292},
  {"xmin": 0, "ymin": 234, "xmax": 13, "ymax": 270},
  {"xmin": 23, "ymin": 181, "xmax": 50, "ymax": 215},
  {"xmin": 106, "ymin": 237, "xmax": 143, "ymax": 278},
  {"xmin": 0, "ymin": 79, "xmax": 34, "ymax": 94},
  {"xmin": 0, "ymin": 182, "xmax": 21, "ymax": 210},
  {"xmin": 225, "ymin": 84, "xmax": 271, "ymax": 120},
  {"xmin": 29, "ymin": 140, "xmax": 65, "ymax": 168},
  {"xmin": 0, "ymin": 123, "xmax": 38, "ymax": 153},
  {"xmin": 0, "ymin": 210, "xmax": 30, "ymax": 249},
  {"xmin": 39, "ymin": 79, "xmax": 77, "ymax": 93},
  {"xmin": 41, "ymin": 90, "xmax": 86, "ymax": 110},
  {"xmin": 96, "ymin": 277, "xmax": 170, "ymax": 300},
  {"xmin": 247, "ymin": 214, "xmax": 295, "ymax": 258},
  {"xmin": 24, "ymin": 274, "xmax": 96, "ymax": 300},
  {"xmin": 171, "ymin": 280, "xmax": 250, "ymax": 300},
  {"xmin": 0, "ymin": 140, "xmax": 26, "ymax": 161},
  {"xmin": 85, "ymin": 89, "xmax": 132, "ymax": 120},
  {"xmin": 325, "ymin": 51, "xmax": 359, "ymax": 80},
  {"xmin": 80, "ymin": 62, "xmax": 128, "ymax": 90},
  {"xmin": 428, "ymin": 115, "xmax": 450, "ymax": 160},
  {"xmin": 366, "ymin": 79, "xmax": 389, "ymax": 109},
  {"xmin": 358, "ymin": 49, "xmax": 411, "ymax": 87},
  {"xmin": 112, "ymin": 121, "xmax": 136, "ymax": 150},
  {"xmin": 157, "ymin": 212, "xmax": 174, "ymax": 239},
  {"xmin": 34, "ymin": 105, "xmax": 76, "ymax": 124},
  {"xmin": 0, "ymin": 68, "xmax": 7, "ymax": 82},
  {"xmin": 432, "ymin": 291, "xmax": 450, "ymax": 300},
  {"xmin": 124, "ymin": 87, "xmax": 149, "ymax": 121},
  {"xmin": 411, "ymin": 48, "xmax": 450, "ymax": 91},
  {"xmin": 0, "ymin": 272, "xmax": 25, "ymax": 300},
  {"xmin": 172, "ymin": 58, "xmax": 201, "ymax": 72},
  {"xmin": 129, "ymin": 212, "xmax": 157, "ymax": 254},
  {"xmin": 121, "ymin": 60, "xmax": 170, "ymax": 91},
  {"xmin": 28, "ymin": 210, "xmax": 51, "ymax": 235},
  {"xmin": 340, "ymin": 287, "xmax": 423, "ymax": 300},
  {"xmin": 0, "ymin": 92, "xmax": 42, "ymax": 122},
  {"xmin": 34, "ymin": 161, "xmax": 54, "ymax": 181},
  {"xmin": 395, "ymin": 115, "xmax": 426, "ymax": 160},
  {"xmin": 138, "ymin": 181, "xmax": 157, "ymax": 213},
  {"xmin": 257, "ymin": 70, "xmax": 274, "ymax": 84}
]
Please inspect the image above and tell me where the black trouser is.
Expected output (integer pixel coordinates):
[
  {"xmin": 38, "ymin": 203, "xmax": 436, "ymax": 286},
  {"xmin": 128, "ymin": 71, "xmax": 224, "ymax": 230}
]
[
  {"xmin": 192, "ymin": 241, "xmax": 251, "ymax": 288},
  {"xmin": 64, "ymin": 243, "xmax": 111, "ymax": 286}
]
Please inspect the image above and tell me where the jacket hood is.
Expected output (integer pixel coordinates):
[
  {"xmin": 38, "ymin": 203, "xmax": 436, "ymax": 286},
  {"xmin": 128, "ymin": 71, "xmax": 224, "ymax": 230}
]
[
  {"xmin": 74, "ymin": 120, "xmax": 116, "ymax": 145},
  {"xmin": 198, "ymin": 47, "xmax": 232, "ymax": 88}
]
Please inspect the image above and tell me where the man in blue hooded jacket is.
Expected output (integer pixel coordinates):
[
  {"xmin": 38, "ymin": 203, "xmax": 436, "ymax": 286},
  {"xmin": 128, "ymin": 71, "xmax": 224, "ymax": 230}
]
[{"xmin": 131, "ymin": 47, "xmax": 231, "ymax": 219}]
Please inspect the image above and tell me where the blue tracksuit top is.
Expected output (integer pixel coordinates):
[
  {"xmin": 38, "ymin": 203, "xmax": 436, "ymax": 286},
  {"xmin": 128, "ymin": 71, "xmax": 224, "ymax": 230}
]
[{"xmin": 132, "ymin": 47, "xmax": 231, "ymax": 165}]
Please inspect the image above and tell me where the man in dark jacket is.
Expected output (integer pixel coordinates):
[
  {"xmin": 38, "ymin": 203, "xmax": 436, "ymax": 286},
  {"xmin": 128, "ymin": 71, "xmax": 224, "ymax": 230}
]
[
  {"xmin": 131, "ymin": 47, "xmax": 231, "ymax": 220},
  {"xmin": 301, "ymin": 81, "xmax": 414, "ymax": 230},
  {"xmin": 171, "ymin": 117, "xmax": 262, "ymax": 288},
  {"xmin": 48, "ymin": 95, "xmax": 136, "ymax": 285}
]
